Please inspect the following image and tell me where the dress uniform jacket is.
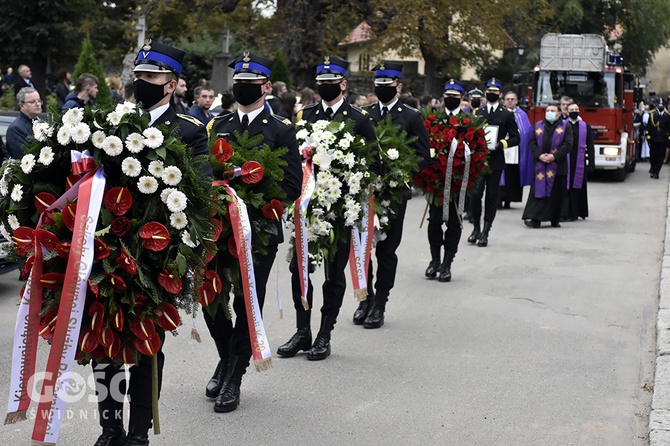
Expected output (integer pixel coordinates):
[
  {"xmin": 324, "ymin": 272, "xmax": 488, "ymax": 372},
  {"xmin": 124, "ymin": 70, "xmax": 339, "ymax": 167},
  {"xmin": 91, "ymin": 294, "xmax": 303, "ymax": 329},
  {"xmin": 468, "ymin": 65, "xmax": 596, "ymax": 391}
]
[
  {"xmin": 646, "ymin": 110, "xmax": 670, "ymax": 145},
  {"xmin": 476, "ymin": 103, "xmax": 520, "ymax": 171}
]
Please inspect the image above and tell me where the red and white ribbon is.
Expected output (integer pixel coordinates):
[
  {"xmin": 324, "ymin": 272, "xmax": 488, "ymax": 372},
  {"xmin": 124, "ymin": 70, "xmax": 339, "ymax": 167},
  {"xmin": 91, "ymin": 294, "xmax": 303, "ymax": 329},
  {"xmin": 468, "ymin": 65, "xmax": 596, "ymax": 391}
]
[
  {"xmin": 224, "ymin": 185, "xmax": 272, "ymax": 372},
  {"xmin": 442, "ymin": 139, "xmax": 471, "ymax": 222},
  {"xmin": 349, "ymin": 192, "xmax": 375, "ymax": 301},
  {"xmin": 293, "ymin": 147, "xmax": 314, "ymax": 310},
  {"xmin": 32, "ymin": 167, "xmax": 106, "ymax": 444}
]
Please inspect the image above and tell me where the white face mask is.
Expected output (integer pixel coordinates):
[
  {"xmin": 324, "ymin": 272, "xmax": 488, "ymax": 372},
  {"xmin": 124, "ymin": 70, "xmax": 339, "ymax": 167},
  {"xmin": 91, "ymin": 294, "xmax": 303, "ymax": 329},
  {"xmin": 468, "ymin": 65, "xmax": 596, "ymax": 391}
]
[{"xmin": 545, "ymin": 111, "xmax": 558, "ymax": 122}]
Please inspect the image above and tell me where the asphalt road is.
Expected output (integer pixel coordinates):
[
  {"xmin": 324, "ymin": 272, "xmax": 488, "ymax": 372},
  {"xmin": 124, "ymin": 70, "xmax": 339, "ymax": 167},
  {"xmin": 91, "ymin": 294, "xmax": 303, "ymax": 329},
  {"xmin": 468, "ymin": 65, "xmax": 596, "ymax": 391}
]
[{"xmin": 0, "ymin": 165, "xmax": 665, "ymax": 446}]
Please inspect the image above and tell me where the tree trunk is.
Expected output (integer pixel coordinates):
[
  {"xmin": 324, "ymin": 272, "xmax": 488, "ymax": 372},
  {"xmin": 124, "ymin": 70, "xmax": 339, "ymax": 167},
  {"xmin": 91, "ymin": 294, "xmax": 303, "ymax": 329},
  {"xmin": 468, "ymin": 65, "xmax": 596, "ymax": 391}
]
[
  {"xmin": 31, "ymin": 53, "xmax": 48, "ymax": 112},
  {"xmin": 421, "ymin": 45, "xmax": 443, "ymax": 97}
]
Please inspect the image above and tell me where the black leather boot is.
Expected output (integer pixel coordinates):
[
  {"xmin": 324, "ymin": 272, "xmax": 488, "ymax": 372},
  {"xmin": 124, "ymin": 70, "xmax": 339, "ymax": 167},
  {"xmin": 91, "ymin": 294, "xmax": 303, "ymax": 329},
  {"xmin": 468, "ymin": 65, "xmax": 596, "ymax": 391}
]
[
  {"xmin": 307, "ymin": 315, "xmax": 335, "ymax": 361},
  {"xmin": 438, "ymin": 251, "xmax": 455, "ymax": 282},
  {"xmin": 214, "ymin": 355, "xmax": 246, "ymax": 413},
  {"xmin": 353, "ymin": 298, "xmax": 372, "ymax": 325},
  {"xmin": 205, "ymin": 357, "xmax": 229, "ymax": 398},
  {"xmin": 94, "ymin": 426, "xmax": 127, "ymax": 446},
  {"xmin": 425, "ymin": 246, "xmax": 441, "ymax": 278},
  {"xmin": 123, "ymin": 406, "xmax": 151, "ymax": 446},
  {"xmin": 363, "ymin": 306, "xmax": 384, "ymax": 329},
  {"xmin": 477, "ymin": 221, "xmax": 491, "ymax": 247},
  {"xmin": 467, "ymin": 221, "xmax": 481, "ymax": 244},
  {"xmin": 277, "ymin": 311, "xmax": 312, "ymax": 357}
]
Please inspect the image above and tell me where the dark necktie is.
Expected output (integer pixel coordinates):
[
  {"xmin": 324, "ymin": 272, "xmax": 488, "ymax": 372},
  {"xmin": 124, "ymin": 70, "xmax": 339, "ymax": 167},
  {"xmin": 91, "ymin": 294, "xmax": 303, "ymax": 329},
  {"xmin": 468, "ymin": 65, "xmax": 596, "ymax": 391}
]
[
  {"xmin": 381, "ymin": 106, "xmax": 388, "ymax": 118},
  {"xmin": 325, "ymin": 107, "xmax": 334, "ymax": 120},
  {"xmin": 241, "ymin": 114, "xmax": 249, "ymax": 131}
]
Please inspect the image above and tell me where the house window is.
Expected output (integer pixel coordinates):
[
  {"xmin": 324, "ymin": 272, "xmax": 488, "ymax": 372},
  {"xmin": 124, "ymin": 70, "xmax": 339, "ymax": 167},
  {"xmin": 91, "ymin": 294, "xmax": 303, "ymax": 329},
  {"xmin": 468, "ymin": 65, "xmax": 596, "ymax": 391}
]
[{"xmin": 359, "ymin": 54, "xmax": 371, "ymax": 72}]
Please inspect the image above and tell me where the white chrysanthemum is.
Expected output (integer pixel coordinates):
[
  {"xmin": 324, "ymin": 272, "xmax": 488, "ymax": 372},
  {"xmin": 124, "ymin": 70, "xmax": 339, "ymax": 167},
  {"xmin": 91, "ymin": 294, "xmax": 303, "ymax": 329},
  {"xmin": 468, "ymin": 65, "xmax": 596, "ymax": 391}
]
[
  {"xmin": 387, "ymin": 148, "xmax": 400, "ymax": 160},
  {"xmin": 166, "ymin": 190, "xmax": 187, "ymax": 213},
  {"xmin": 312, "ymin": 120, "xmax": 329, "ymax": 132},
  {"xmin": 125, "ymin": 133, "xmax": 145, "ymax": 154},
  {"xmin": 389, "ymin": 180, "xmax": 398, "ymax": 188},
  {"xmin": 312, "ymin": 152, "xmax": 333, "ymax": 170},
  {"xmin": 143, "ymin": 127, "xmax": 164, "ymax": 149},
  {"xmin": 91, "ymin": 131, "xmax": 106, "ymax": 149},
  {"xmin": 115, "ymin": 101, "xmax": 136, "ymax": 115},
  {"xmin": 121, "ymin": 157, "xmax": 142, "ymax": 177},
  {"xmin": 337, "ymin": 138, "xmax": 351, "ymax": 150},
  {"xmin": 38, "ymin": 147, "xmax": 54, "ymax": 166},
  {"xmin": 148, "ymin": 160, "xmax": 164, "ymax": 177},
  {"xmin": 381, "ymin": 200, "xmax": 390, "ymax": 208},
  {"xmin": 342, "ymin": 153, "xmax": 355, "ymax": 168},
  {"xmin": 137, "ymin": 176, "xmax": 158, "ymax": 194},
  {"xmin": 0, "ymin": 223, "xmax": 11, "ymax": 240},
  {"xmin": 296, "ymin": 119, "xmax": 307, "ymax": 127},
  {"xmin": 33, "ymin": 122, "xmax": 52, "ymax": 142},
  {"xmin": 181, "ymin": 231, "xmax": 199, "ymax": 248},
  {"xmin": 7, "ymin": 214, "xmax": 19, "ymax": 230},
  {"xmin": 169, "ymin": 212, "xmax": 188, "ymax": 230},
  {"xmin": 0, "ymin": 179, "xmax": 8, "ymax": 196},
  {"xmin": 62, "ymin": 108, "xmax": 84, "ymax": 126},
  {"xmin": 71, "ymin": 122, "xmax": 91, "ymax": 144},
  {"xmin": 296, "ymin": 129, "xmax": 309, "ymax": 141},
  {"xmin": 20, "ymin": 154, "xmax": 36, "ymax": 174},
  {"xmin": 106, "ymin": 111, "xmax": 122, "ymax": 126},
  {"xmin": 11, "ymin": 184, "xmax": 23, "ymax": 202},
  {"xmin": 57, "ymin": 125, "xmax": 73, "ymax": 146},
  {"xmin": 160, "ymin": 187, "xmax": 178, "ymax": 204},
  {"xmin": 161, "ymin": 166, "xmax": 182, "ymax": 186},
  {"xmin": 102, "ymin": 136, "xmax": 123, "ymax": 156}
]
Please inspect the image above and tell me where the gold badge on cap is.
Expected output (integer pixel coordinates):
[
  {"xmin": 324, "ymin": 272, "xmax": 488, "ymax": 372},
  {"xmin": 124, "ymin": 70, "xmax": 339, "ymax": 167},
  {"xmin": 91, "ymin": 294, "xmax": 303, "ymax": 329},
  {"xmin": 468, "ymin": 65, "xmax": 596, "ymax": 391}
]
[
  {"xmin": 324, "ymin": 56, "xmax": 331, "ymax": 64},
  {"xmin": 380, "ymin": 62, "xmax": 385, "ymax": 70},
  {"xmin": 143, "ymin": 39, "xmax": 152, "ymax": 51},
  {"xmin": 491, "ymin": 77, "xmax": 496, "ymax": 85},
  {"xmin": 243, "ymin": 52, "xmax": 251, "ymax": 62}
]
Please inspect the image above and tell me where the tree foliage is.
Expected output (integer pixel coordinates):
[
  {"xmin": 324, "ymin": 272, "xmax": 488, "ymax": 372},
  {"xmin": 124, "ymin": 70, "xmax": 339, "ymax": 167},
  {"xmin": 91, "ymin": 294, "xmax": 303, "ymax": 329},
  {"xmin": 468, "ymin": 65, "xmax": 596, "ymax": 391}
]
[{"xmin": 72, "ymin": 37, "xmax": 113, "ymax": 109}]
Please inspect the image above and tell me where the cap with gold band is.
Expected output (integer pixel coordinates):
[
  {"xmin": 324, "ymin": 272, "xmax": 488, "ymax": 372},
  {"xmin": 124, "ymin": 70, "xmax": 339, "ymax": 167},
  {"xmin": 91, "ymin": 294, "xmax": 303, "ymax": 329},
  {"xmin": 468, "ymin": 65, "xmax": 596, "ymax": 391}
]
[
  {"xmin": 314, "ymin": 55, "xmax": 349, "ymax": 81},
  {"xmin": 443, "ymin": 79, "xmax": 465, "ymax": 96},
  {"xmin": 373, "ymin": 61, "xmax": 403, "ymax": 85},
  {"xmin": 229, "ymin": 52, "xmax": 273, "ymax": 80},
  {"xmin": 134, "ymin": 39, "xmax": 185, "ymax": 76}
]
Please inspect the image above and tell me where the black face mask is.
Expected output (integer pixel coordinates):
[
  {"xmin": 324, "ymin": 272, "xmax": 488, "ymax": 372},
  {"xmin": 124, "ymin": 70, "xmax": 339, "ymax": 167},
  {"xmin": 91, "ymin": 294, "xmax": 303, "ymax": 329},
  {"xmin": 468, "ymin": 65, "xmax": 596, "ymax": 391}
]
[
  {"xmin": 486, "ymin": 92, "xmax": 500, "ymax": 104},
  {"xmin": 443, "ymin": 96, "xmax": 461, "ymax": 111},
  {"xmin": 233, "ymin": 83, "xmax": 264, "ymax": 106},
  {"xmin": 659, "ymin": 105, "xmax": 665, "ymax": 111},
  {"xmin": 471, "ymin": 98, "xmax": 481, "ymax": 109},
  {"xmin": 134, "ymin": 79, "xmax": 170, "ymax": 110},
  {"xmin": 568, "ymin": 111, "xmax": 579, "ymax": 120},
  {"xmin": 375, "ymin": 85, "xmax": 397, "ymax": 104},
  {"xmin": 317, "ymin": 83, "xmax": 342, "ymax": 102}
]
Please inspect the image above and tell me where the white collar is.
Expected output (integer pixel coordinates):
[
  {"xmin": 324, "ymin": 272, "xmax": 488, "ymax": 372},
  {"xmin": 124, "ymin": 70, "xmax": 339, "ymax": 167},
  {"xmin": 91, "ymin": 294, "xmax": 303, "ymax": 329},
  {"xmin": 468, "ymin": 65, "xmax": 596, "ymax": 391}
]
[
  {"xmin": 149, "ymin": 103, "xmax": 170, "ymax": 125},
  {"xmin": 380, "ymin": 98, "xmax": 399, "ymax": 110},
  {"xmin": 322, "ymin": 97, "xmax": 344, "ymax": 115},
  {"xmin": 447, "ymin": 107, "xmax": 460, "ymax": 116},
  {"xmin": 237, "ymin": 106, "xmax": 264, "ymax": 124}
]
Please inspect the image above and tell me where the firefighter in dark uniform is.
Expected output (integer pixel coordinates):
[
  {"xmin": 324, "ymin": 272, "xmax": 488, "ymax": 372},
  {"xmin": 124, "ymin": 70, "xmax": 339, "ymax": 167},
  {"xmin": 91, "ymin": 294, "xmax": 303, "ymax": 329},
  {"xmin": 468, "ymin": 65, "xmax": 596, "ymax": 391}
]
[
  {"xmin": 353, "ymin": 61, "xmax": 430, "ymax": 328},
  {"xmin": 646, "ymin": 99, "xmax": 670, "ymax": 179},
  {"xmin": 203, "ymin": 53, "xmax": 303, "ymax": 413},
  {"xmin": 469, "ymin": 78, "xmax": 520, "ymax": 246},
  {"xmin": 277, "ymin": 55, "xmax": 379, "ymax": 360},
  {"xmin": 424, "ymin": 80, "xmax": 468, "ymax": 282},
  {"xmin": 94, "ymin": 40, "xmax": 213, "ymax": 446}
]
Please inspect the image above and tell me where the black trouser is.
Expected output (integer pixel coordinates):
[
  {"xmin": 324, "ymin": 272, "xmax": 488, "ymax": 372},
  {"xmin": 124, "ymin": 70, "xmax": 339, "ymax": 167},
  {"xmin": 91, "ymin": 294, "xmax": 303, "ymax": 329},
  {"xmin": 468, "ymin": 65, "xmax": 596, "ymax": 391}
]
[
  {"xmin": 427, "ymin": 200, "xmax": 462, "ymax": 255},
  {"xmin": 366, "ymin": 197, "xmax": 408, "ymax": 310},
  {"xmin": 93, "ymin": 331, "xmax": 165, "ymax": 430},
  {"xmin": 470, "ymin": 169, "xmax": 503, "ymax": 223},
  {"xmin": 203, "ymin": 245, "xmax": 278, "ymax": 372},
  {"xmin": 650, "ymin": 141, "xmax": 666, "ymax": 176},
  {"xmin": 290, "ymin": 228, "xmax": 352, "ymax": 322}
]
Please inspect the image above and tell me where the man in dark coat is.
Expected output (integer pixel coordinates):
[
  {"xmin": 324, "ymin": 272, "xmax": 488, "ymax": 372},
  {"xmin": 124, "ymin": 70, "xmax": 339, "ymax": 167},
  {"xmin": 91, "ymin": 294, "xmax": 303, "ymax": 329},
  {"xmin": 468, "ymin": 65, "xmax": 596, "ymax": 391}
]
[
  {"xmin": 646, "ymin": 99, "xmax": 670, "ymax": 179},
  {"xmin": 562, "ymin": 103, "xmax": 595, "ymax": 220},
  {"xmin": 353, "ymin": 61, "xmax": 430, "ymax": 328},
  {"xmin": 469, "ymin": 78, "xmax": 520, "ymax": 246},
  {"xmin": 522, "ymin": 103, "xmax": 573, "ymax": 227},
  {"xmin": 93, "ymin": 39, "xmax": 213, "ymax": 446},
  {"xmin": 6, "ymin": 87, "xmax": 42, "ymax": 158},
  {"xmin": 277, "ymin": 55, "xmax": 379, "ymax": 361}
]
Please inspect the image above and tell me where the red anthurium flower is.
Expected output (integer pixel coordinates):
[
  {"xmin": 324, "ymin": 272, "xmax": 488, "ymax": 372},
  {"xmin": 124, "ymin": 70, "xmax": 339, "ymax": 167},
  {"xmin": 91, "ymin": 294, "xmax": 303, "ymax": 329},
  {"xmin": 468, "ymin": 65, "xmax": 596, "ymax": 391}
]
[
  {"xmin": 56, "ymin": 242, "xmax": 71, "ymax": 259},
  {"xmin": 34, "ymin": 192, "xmax": 57, "ymax": 214},
  {"xmin": 79, "ymin": 329, "xmax": 99, "ymax": 353},
  {"xmin": 228, "ymin": 236, "xmax": 238, "ymax": 259},
  {"xmin": 134, "ymin": 293, "xmax": 148, "ymax": 311},
  {"xmin": 66, "ymin": 174, "xmax": 82, "ymax": 191},
  {"xmin": 103, "ymin": 187, "xmax": 133, "ymax": 216},
  {"xmin": 34, "ymin": 229, "xmax": 60, "ymax": 250},
  {"xmin": 198, "ymin": 281, "xmax": 215, "ymax": 307},
  {"xmin": 88, "ymin": 280, "xmax": 100, "ymax": 299},
  {"xmin": 130, "ymin": 318, "xmax": 156, "ymax": 341},
  {"xmin": 118, "ymin": 346, "xmax": 135, "ymax": 364},
  {"xmin": 62, "ymin": 203, "xmax": 77, "ymax": 231},
  {"xmin": 39, "ymin": 308, "xmax": 58, "ymax": 341},
  {"xmin": 133, "ymin": 331, "xmax": 161, "ymax": 357},
  {"xmin": 116, "ymin": 248, "xmax": 137, "ymax": 275},
  {"xmin": 261, "ymin": 199, "xmax": 284, "ymax": 221},
  {"xmin": 205, "ymin": 270, "xmax": 222, "ymax": 294},
  {"xmin": 156, "ymin": 302, "xmax": 180, "ymax": 331},
  {"xmin": 105, "ymin": 273, "xmax": 127, "ymax": 291},
  {"xmin": 213, "ymin": 138, "xmax": 233, "ymax": 163},
  {"xmin": 241, "ymin": 161, "xmax": 264, "ymax": 184},
  {"xmin": 12, "ymin": 227, "xmax": 35, "ymax": 256},
  {"xmin": 88, "ymin": 300, "xmax": 105, "ymax": 332},
  {"xmin": 98, "ymin": 326, "xmax": 118, "ymax": 348},
  {"xmin": 110, "ymin": 307, "xmax": 124, "ymax": 331},
  {"xmin": 158, "ymin": 270, "xmax": 182, "ymax": 294},
  {"xmin": 40, "ymin": 272, "xmax": 65, "ymax": 290},
  {"xmin": 94, "ymin": 239, "xmax": 111, "ymax": 260},
  {"xmin": 211, "ymin": 218, "xmax": 222, "ymax": 241},
  {"xmin": 139, "ymin": 222, "xmax": 170, "ymax": 251},
  {"xmin": 20, "ymin": 254, "xmax": 35, "ymax": 281},
  {"xmin": 104, "ymin": 336, "xmax": 121, "ymax": 359}
]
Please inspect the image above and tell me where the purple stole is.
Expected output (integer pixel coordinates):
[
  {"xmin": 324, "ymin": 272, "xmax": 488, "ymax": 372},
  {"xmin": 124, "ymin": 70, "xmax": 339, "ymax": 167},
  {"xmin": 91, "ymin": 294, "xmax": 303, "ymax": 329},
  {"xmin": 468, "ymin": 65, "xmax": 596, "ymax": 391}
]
[
  {"xmin": 568, "ymin": 120, "xmax": 587, "ymax": 189},
  {"xmin": 499, "ymin": 108, "xmax": 532, "ymax": 187},
  {"xmin": 534, "ymin": 119, "xmax": 568, "ymax": 198}
]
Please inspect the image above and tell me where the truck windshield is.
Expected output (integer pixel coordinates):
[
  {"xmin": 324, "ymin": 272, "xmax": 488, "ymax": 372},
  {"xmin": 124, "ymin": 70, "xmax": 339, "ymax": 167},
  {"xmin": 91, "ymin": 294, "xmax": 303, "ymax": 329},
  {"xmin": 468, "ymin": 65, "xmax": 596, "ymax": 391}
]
[{"xmin": 534, "ymin": 71, "xmax": 620, "ymax": 108}]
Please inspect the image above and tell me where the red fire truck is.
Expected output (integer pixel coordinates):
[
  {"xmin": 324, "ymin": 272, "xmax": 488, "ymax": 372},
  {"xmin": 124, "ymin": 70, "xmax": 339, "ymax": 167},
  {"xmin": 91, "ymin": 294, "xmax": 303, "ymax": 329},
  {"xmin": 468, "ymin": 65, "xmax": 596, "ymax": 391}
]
[{"xmin": 525, "ymin": 34, "xmax": 639, "ymax": 181}]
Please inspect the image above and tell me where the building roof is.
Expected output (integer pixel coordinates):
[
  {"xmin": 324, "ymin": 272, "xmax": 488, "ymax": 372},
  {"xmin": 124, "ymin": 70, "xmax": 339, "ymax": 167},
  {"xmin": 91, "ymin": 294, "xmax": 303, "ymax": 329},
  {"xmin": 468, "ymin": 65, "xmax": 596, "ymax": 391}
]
[{"xmin": 338, "ymin": 21, "xmax": 376, "ymax": 46}]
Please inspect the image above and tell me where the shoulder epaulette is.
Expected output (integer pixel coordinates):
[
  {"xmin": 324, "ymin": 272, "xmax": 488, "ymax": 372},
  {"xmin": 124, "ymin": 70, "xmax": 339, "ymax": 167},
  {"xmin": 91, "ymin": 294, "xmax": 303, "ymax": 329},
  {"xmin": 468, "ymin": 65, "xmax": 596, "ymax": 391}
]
[
  {"xmin": 303, "ymin": 103, "xmax": 319, "ymax": 110},
  {"xmin": 350, "ymin": 104, "xmax": 368, "ymax": 115},
  {"xmin": 402, "ymin": 103, "xmax": 419, "ymax": 113},
  {"xmin": 177, "ymin": 114, "xmax": 204, "ymax": 126},
  {"xmin": 271, "ymin": 114, "xmax": 292, "ymax": 126}
]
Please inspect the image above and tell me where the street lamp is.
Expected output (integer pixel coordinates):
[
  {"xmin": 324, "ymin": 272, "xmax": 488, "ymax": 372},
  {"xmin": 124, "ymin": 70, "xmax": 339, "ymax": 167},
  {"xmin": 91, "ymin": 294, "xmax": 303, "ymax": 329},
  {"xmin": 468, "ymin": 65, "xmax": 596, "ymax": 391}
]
[{"xmin": 516, "ymin": 44, "xmax": 525, "ymax": 57}]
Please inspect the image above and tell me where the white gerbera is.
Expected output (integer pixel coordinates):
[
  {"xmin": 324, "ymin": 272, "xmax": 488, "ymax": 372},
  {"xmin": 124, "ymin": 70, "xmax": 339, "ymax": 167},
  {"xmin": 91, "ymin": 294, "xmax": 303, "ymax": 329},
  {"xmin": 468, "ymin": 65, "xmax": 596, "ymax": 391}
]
[
  {"xmin": 137, "ymin": 176, "xmax": 159, "ymax": 194},
  {"xmin": 181, "ymin": 231, "xmax": 200, "ymax": 248},
  {"xmin": 33, "ymin": 122, "xmax": 52, "ymax": 142},
  {"xmin": 148, "ymin": 160, "xmax": 164, "ymax": 177},
  {"xmin": 143, "ymin": 127, "xmax": 164, "ymax": 149},
  {"xmin": 0, "ymin": 223, "xmax": 11, "ymax": 240},
  {"xmin": 160, "ymin": 187, "xmax": 177, "ymax": 204},
  {"xmin": 11, "ymin": 184, "xmax": 23, "ymax": 202},
  {"xmin": 115, "ymin": 101, "xmax": 136, "ymax": 115},
  {"xmin": 62, "ymin": 108, "xmax": 84, "ymax": 126},
  {"xmin": 106, "ymin": 111, "xmax": 122, "ymax": 126},
  {"xmin": 71, "ymin": 122, "xmax": 91, "ymax": 144},
  {"xmin": 91, "ymin": 131, "xmax": 106, "ymax": 149},
  {"xmin": 121, "ymin": 157, "xmax": 142, "ymax": 177},
  {"xmin": 7, "ymin": 214, "xmax": 19, "ymax": 230},
  {"xmin": 57, "ymin": 125, "xmax": 73, "ymax": 146},
  {"xmin": 20, "ymin": 154, "xmax": 36, "ymax": 174},
  {"xmin": 125, "ymin": 133, "xmax": 145, "ymax": 154},
  {"xmin": 169, "ymin": 212, "xmax": 188, "ymax": 230},
  {"xmin": 166, "ymin": 190, "xmax": 187, "ymax": 213},
  {"xmin": 38, "ymin": 147, "xmax": 54, "ymax": 166},
  {"xmin": 387, "ymin": 148, "xmax": 400, "ymax": 160},
  {"xmin": 102, "ymin": 136, "xmax": 123, "ymax": 156},
  {"xmin": 161, "ymin": 166, "xmax": 182, "ymax": 186}
]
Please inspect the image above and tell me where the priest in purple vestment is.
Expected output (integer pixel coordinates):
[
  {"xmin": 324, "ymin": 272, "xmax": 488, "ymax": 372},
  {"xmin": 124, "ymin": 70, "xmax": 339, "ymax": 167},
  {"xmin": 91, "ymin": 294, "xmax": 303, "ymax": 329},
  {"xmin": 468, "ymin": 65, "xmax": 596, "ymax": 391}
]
[{"xmin": 499, "ymin": 91, "xmax": 532, "ymax": 208}]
